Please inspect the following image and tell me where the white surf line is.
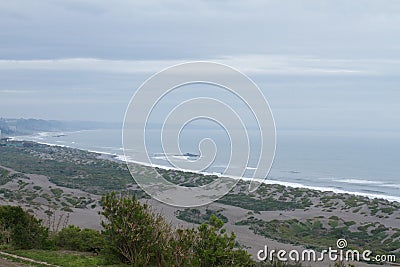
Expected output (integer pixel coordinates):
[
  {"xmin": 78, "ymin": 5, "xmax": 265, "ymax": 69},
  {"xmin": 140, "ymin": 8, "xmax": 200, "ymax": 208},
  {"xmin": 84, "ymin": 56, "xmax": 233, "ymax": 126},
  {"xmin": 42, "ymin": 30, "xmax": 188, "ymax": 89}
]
[{"xmin": 0, "ymin": 251, "xmax": 60, "ymax": 267}]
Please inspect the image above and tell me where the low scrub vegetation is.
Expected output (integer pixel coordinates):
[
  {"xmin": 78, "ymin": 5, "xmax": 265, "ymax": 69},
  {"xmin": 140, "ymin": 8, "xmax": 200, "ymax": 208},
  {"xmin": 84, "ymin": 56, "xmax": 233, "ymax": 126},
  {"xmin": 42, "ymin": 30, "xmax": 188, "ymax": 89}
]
[
  {"xmin": 101, "ymin": 192, "xmax": 254, "ymax": 266},
  {"xmin": 0, "ymin": 193, "xmax": 255, "ymax": 266}
]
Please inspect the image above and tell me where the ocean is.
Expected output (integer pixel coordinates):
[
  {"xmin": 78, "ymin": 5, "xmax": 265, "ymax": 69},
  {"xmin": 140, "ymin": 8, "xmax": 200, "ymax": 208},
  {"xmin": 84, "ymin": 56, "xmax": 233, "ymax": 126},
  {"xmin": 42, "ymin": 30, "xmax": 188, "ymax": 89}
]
[{"xmin": 14, "ymin": 128, "xmax": 400, "ymax": 202}]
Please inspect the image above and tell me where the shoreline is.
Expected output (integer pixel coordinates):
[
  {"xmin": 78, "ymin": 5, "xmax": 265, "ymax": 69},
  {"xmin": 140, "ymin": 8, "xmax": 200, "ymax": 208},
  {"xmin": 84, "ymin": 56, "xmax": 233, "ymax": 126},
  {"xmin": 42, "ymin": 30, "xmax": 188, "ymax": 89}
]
[{"xmin": 9, "ymin": 134, "xmax": 400, "ymax": 203}]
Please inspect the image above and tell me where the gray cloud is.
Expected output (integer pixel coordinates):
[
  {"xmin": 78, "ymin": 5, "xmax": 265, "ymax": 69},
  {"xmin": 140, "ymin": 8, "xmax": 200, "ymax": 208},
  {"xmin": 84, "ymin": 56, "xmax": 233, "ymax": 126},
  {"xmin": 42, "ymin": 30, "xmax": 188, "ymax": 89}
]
[
  {"xmin": 1, "ymin": 0, "xmax": 400, "ymax": 59},
  {"xmin": 0, "ymin": 55, "xmax": 399, "ymax": 75},
  {"xmin": 0, "ymin": 0, "xmax": 399, "ymax": 131}
]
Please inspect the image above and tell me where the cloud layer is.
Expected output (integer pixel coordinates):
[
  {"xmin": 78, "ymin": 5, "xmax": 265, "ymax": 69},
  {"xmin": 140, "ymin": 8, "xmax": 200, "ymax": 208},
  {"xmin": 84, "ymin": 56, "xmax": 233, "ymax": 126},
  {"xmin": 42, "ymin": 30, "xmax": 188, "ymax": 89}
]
[
  {"xmin": 1, "ymin": 0, "xmax": 400, "ymax": 59},
  {"xmin": 0, "ymin": 1, "xmax": 399, "ymax": 130}
]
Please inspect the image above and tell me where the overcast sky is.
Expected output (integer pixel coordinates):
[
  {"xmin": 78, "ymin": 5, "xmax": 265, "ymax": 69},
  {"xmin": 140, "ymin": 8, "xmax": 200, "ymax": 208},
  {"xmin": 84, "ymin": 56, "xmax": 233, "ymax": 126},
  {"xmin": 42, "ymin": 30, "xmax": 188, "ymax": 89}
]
[{"xmin": 0, "ymin": 0, "xmax": 399, "ymax": 132}]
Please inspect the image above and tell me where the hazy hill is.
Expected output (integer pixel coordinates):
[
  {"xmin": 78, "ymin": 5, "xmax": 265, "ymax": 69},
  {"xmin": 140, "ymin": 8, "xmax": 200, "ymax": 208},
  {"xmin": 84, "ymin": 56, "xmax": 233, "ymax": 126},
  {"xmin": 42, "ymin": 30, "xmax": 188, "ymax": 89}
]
[{"xmin": 0, "ymin": 117, "xmax": 119, "ymax": 136}]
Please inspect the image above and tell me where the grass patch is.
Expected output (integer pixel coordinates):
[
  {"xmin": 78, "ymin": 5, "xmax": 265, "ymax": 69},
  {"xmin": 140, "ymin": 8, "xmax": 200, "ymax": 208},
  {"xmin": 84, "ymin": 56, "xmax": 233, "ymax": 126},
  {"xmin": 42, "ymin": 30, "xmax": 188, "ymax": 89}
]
[
  {"xmin": 177, "ymin": 208, "xmax": 228, "ymax": 224},
  {"xmin": 0, "ymin": 143, "xmax": 134, "ymax": 194},
  {"xmin": 50, "ymin": 188, "xmax": 63, "ymax": 197},
  {"xmin": 217, "ymin": 193, "xmax": 310, "ymax": 212},
  {"xmin": 10, "ymin": 250, "xmax": 124, "ymax": 267},
  {"xmin": 236, "ymin": 217, "xmax": 399, "ymax": 262},
  {"xmin": 0, "ymin": 168, "xmax": 11, "ymax": 185}
]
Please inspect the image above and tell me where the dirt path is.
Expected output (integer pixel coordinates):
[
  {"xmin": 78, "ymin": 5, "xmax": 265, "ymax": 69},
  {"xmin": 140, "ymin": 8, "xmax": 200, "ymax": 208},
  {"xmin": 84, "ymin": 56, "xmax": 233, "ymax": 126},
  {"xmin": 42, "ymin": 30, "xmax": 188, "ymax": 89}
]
[
  {"xmin": 0, "ymin": 251, "xmax": 58, "ymax": 267},
  {"xmin": 0, "ymin": 257, "xmax": 31, "ymax": 267}
]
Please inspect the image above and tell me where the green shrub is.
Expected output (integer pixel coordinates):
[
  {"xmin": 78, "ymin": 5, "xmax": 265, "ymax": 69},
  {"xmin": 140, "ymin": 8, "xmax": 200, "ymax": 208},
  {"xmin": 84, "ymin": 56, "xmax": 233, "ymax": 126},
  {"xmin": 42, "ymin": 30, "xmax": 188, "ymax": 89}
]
[
  {"xmin": 53, "ymin": 225, "xmax": 104, "ymax": 252},
  {"xmin": 0, "ymin": 205, "xmax": 51, "ymax": 249},
  {"xmin": 100, "ymin": 192, "xmax": 254, "ymax": 267}
]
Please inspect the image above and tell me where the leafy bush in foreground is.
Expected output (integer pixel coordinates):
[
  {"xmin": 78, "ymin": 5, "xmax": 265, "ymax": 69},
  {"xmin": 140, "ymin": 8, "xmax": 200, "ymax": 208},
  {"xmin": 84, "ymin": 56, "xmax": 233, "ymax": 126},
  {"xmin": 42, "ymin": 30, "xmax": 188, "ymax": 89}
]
[
  {"xmin": 101, "ymin": 192, "xmax": 254, "ymax": 266},
  {"xmin": 53, "ymin": 225, "xmax": 105, "ymax": 252},
  {"xmin": 0, "ymin": 205, "xmax": 51, "ymax": 249}
]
